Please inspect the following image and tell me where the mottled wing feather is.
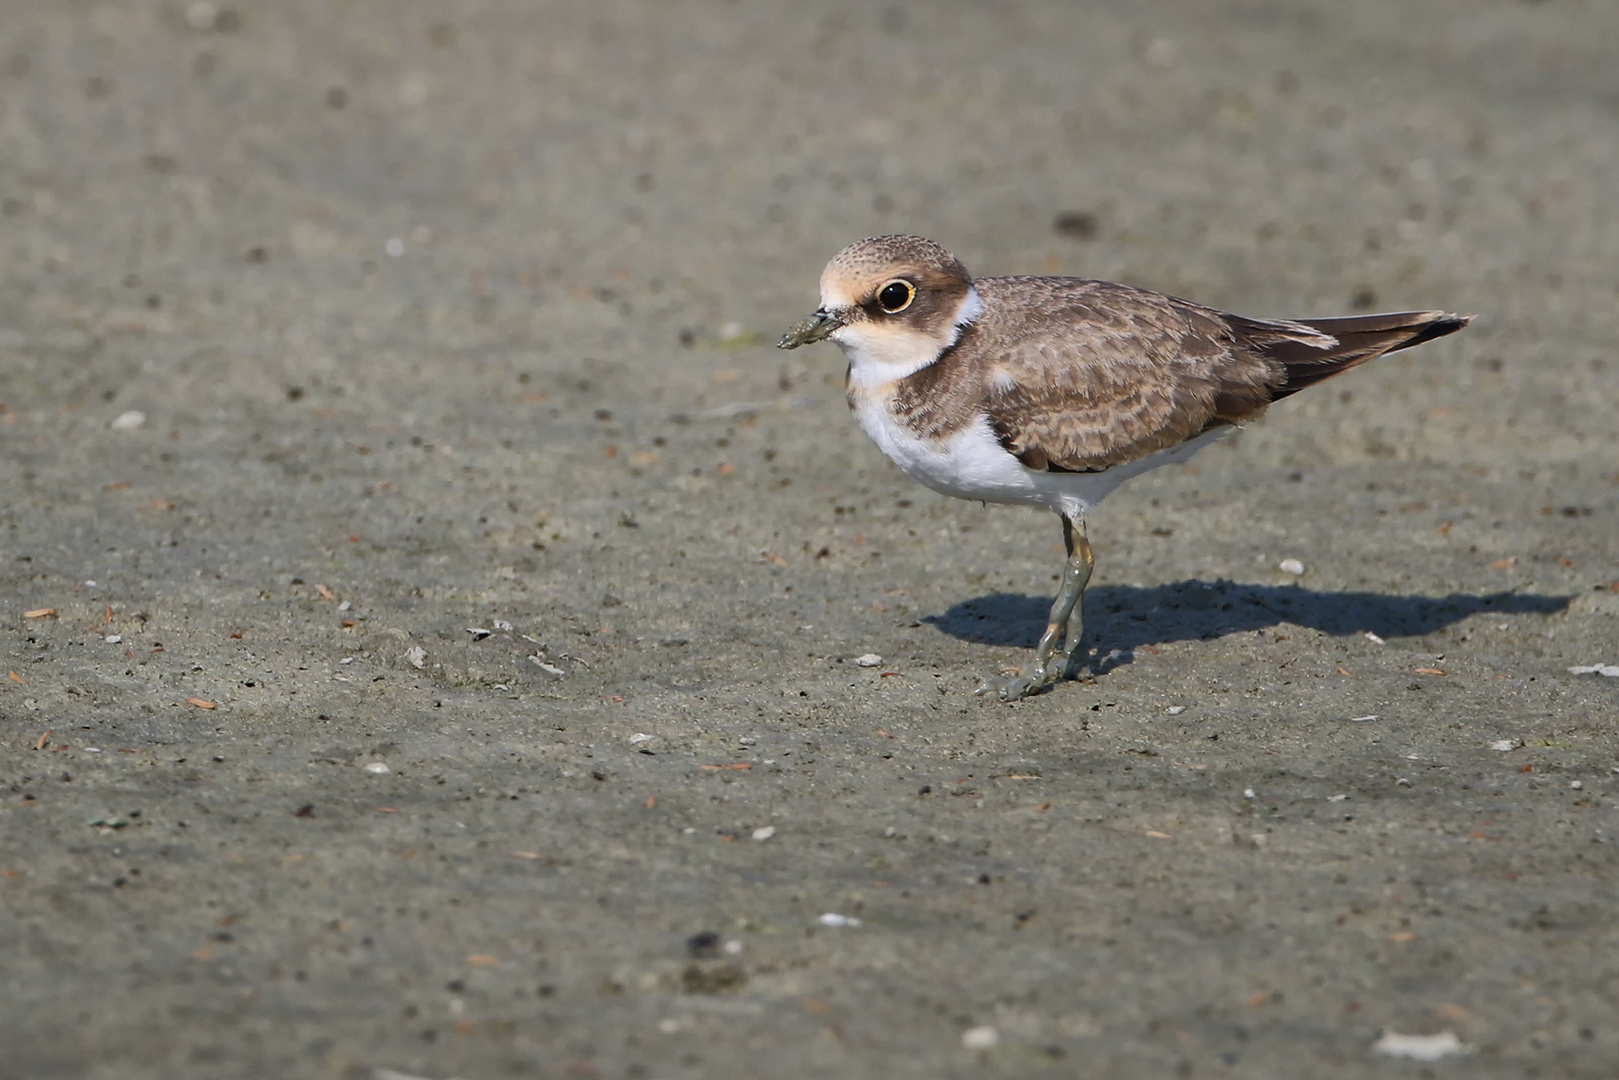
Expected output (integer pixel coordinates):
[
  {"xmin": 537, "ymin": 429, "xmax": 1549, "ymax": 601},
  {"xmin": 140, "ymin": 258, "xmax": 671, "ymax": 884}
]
[{"xmin": 975, "ymin": 278, "xmax": 1324, "ymax": 471}]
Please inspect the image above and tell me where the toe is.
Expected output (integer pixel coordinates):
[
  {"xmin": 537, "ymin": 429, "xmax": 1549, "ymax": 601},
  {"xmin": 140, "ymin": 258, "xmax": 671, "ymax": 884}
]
[{"xmin": 1000, "ymin": 676, "xmax": 1033, "ymax": 701}]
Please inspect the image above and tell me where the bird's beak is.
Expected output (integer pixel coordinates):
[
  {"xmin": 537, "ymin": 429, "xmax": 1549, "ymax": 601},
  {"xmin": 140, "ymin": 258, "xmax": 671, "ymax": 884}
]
[{"xmin": 777, "ymin": 309, "xmax": 844, "ymax": 349}]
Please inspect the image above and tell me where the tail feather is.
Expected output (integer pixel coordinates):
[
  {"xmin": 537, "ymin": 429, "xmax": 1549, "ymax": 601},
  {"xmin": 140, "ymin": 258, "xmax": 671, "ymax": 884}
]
[{"xmin": 1234, "ymin": 310, "xmax": 1474, "ymax": 398}]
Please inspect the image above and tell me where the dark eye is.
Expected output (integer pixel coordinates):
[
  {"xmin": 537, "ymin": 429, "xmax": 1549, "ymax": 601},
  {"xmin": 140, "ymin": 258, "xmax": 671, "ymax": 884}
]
[{"xmin": 877, "ymin": 279, "xmax": 915, "ymax": 313}]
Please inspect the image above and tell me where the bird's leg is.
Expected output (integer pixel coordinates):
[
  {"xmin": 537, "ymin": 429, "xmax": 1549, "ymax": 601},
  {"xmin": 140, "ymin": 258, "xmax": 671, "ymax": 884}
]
[
  {"xmin": 1057, "ymin": 517, "xmax": 1094, "ymax": 677},
  {"xmin": 978, "ymin": 513, "xmax": 1094, "ymax": 701}
]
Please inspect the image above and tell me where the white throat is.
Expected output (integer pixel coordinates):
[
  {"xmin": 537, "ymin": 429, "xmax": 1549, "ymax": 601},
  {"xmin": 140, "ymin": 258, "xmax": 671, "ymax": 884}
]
[{"xmin": 837, "ymin": 286, "xmax": 983, "ymax": 389}]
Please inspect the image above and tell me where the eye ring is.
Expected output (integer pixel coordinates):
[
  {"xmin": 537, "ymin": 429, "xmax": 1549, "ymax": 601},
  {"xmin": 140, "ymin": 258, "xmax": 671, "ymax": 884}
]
[{"xmin": 876, "ymin": 279, "xmax": 916, "ymax": 314}]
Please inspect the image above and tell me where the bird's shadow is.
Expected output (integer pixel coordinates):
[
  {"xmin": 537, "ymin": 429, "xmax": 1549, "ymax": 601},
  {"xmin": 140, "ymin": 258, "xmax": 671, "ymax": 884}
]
[{"xmin": 924, "ymin": 581, "xmax": 1573, "ymax": 675}]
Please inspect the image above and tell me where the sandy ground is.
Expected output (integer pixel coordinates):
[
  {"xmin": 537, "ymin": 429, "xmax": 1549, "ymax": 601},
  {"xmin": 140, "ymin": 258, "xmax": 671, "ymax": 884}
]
[{"xmin": 3, "ymin": 1, "xmax": 1618, "ymax": 1077}]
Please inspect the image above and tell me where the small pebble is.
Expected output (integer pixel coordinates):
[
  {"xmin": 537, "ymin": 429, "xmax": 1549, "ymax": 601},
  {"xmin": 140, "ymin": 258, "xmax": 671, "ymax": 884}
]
[
  {"xmin": 404, "ymin": 646, "xmax": 427, "ymax": 669},
  {"xmin": 1243, "ymin": 787, "xmax": 1255, "ymax": 799},
  {"xmin": 628, "ymin": 733, "xmax": 654, "ymax": 744},
  {"xmin": 1568, "ymin": 664, "xmax": 1619, "ymax": 677},
  {"xmin": 961, "ymin": 1025, "xmax": 999, "ymax": 1049},
  {"xmin": 818, "ymin": 912, "xmax": 861, "ymax": 928},
  {"xmin": 751, "ymin": 826, "xmax": 776, "ymax": 842},
  {"xmin": 110, "ymin": 410, "xmax": 147, "ymax": 430},
  {"xmin": 1570, "ymin": 780, "xmax": 1582, "ymax": 790},
  {"xmin": 1278, "ymin": 558, "xmax": 1305, "ymax": 575},
  {"xmin": 1373, "ymin": 1030, "xmax": 1464, "ymax": 1061},
  {"xmin": 1327, "ymin": 794, "xmax": 1349, "ymax": 802},
  {"xmin": 1349, "ymin": 714, "xmax": 1378, "ymax": 723},
  {"xmin": 363, "ymin": 762, "xmax": 390, "ymax": 774},
  {"xmin": 1490, "ymin": 739, "xmax": 1518, "ymax": 752},
  {"xmin": 384, "ymin": 237, "xmax": 405, "ymax": 258},
  {"xmin": 1166, "ymin": 705, "xmax": 1186, "ymax": 715},
  {"xmin": 854, "ymin": 653, "xmax": 883, "ymax": 667},
  {"xmin": 104, "ymin": 634, "xmax": 122, "ymax": 644},
  {"xmin": 1363, "ymin": 631, "xmax": 1386, "ymax": 645}
]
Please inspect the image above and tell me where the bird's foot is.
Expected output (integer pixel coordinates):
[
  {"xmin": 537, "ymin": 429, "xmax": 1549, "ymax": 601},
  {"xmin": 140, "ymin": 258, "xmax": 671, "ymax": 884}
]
[{"xmin": 975, "ymin": 655, "xmax": 1064, "ymax": 702}]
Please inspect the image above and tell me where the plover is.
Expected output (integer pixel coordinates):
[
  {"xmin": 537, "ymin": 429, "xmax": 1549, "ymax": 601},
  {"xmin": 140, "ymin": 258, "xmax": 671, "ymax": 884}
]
[{"xmin": 778, "ymin": 235, "xmax": 1471, "ymax": 700}]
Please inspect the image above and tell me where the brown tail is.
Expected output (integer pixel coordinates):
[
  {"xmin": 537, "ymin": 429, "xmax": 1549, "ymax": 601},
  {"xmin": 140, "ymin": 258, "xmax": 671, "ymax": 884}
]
[{"xmin": 1233, "ymin": 310, "xmax": 1474, "ymax": 399}]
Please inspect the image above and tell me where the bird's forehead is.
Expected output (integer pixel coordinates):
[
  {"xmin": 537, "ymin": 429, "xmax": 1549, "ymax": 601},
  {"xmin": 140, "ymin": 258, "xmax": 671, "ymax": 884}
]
[
  {"xmin": 816, "ymin": 235, "xmax": 968, "ymax": 309},
  {"xmin": 818, "ymin": 261, "xmax": 915, "ymax": 309}
]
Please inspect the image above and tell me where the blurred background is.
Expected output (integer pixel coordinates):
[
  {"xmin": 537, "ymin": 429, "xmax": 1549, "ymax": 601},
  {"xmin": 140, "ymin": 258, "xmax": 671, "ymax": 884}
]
[{"xmin": 3, "ymin": 0, "xmax": 1613, "ymax": 455}]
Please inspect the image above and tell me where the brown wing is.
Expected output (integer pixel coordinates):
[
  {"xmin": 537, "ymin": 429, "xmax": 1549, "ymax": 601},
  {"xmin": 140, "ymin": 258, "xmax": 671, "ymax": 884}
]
[
  {"xmin": 976, "ymin": 278, "xmax": 1304, "ymax": 471},
  {"xmin": 975, "ymin": 277, "xmax": 1471, "ymax": 472}
]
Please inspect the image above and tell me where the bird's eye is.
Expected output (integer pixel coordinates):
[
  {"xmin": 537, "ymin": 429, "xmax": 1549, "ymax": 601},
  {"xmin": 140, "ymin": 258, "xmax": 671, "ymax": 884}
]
[{"xmin": 877, "ymin": 279, "xmax": 915, "ymax": 313}]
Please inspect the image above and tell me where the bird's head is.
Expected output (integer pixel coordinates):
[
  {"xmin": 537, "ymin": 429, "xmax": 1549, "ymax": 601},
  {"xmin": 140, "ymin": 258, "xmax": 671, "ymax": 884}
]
[{"xmin": 778, "ymin": 235, "xmax": 982, "ymax": 384}]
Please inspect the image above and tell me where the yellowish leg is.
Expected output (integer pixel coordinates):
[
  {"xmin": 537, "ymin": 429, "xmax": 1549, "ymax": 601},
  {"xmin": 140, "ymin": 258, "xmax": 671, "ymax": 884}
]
[
  {"xmin": 1059, "ymin": 518, "xmax": 1094, "ymax": 673},
  {"xmin": 978, "ymin": 514, "xmax": 1093, "ymax": 701}
]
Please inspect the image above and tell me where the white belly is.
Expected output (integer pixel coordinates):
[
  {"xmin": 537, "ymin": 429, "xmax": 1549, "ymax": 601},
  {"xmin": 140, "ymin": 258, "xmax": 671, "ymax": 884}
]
[{"xmin": 850, "ymin": 395, "xmax": 1230, "ymax": 519}]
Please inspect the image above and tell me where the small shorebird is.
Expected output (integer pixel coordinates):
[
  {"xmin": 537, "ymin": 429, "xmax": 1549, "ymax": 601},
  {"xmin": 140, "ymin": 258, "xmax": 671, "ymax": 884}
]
[{"xmin": 779, "ymin": 235, "xmax": 1471, "ymax": 700}]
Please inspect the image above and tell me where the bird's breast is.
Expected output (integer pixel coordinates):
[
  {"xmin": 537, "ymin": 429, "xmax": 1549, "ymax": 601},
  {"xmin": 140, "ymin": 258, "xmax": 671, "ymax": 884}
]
[{"xmin": 847, "ymin": 384, "xmax": 1038, "ymax": 504}]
